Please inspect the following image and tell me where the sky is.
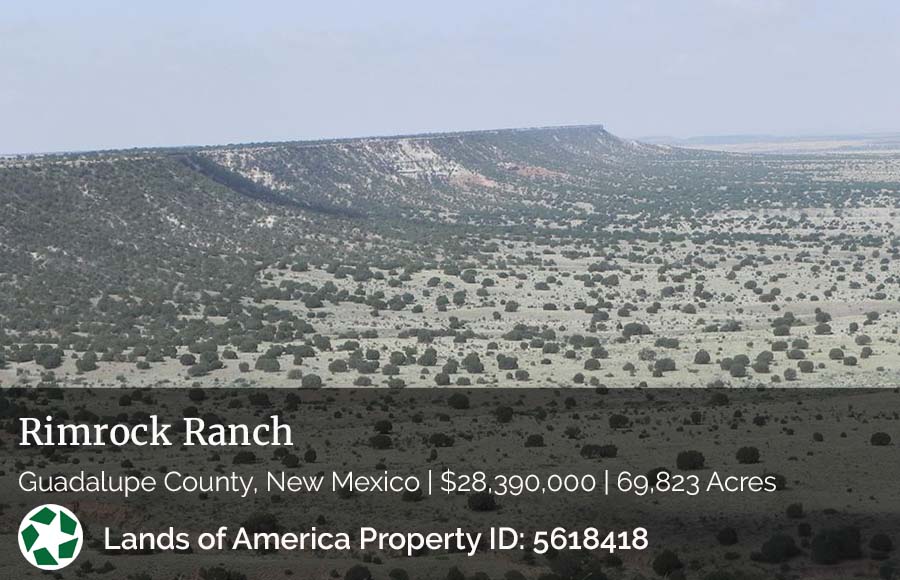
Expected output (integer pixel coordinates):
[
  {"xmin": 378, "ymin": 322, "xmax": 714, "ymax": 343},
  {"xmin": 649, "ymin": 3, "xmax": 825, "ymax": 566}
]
[{"xmin": 2, "ymin": 0, "xmax": 899, "ymax": 153}]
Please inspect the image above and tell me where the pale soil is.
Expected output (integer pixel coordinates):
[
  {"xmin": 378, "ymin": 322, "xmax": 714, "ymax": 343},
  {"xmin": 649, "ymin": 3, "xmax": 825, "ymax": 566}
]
[{"xmin": 6, "ymin": 208, "xmax": 900, "ymax": 390}]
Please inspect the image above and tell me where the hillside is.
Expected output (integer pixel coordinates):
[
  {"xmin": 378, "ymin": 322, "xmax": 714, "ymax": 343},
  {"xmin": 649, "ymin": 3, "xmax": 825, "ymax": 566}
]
[
  {"xmin": 198, "ymin": 125, "xmax": 675, "ymax": 220},
  {"xmin": 0, "ymin": 124, "xmax": 686, "ymax": 312},
  {"xmin": 2, "ymin": 124, "xmax": 900, "ymax": 388}
]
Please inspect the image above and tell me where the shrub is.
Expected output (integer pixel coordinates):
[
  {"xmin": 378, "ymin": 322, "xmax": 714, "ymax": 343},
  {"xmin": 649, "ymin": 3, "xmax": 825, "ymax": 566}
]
[
  {"xmin": 238, "ymin": 340, "xmax": 258, "ymax": 353},
  {"xmin": 301, "ymin": 374, "xmax": 323, "ymax": 388},
  {"xmin": 428, "ymin": 433, "xmax": 454, "ymax": 448},
  {"xmin": 345, "ymin": 565, "xmax": 373, "ymax": 580},
  {"xmin": 655, "ymin": 337, "xmax": 680, "ymax": 349},
  {"xmin": 35, "ymin": 348, "xmax": 63, "ymax": 369},
  {"xmin": 76, "ymin": 352, "xmax": 99, "ymax": 372},
  {"xmin": 871, "ymin": 432, "xmax": 892, "ymax": 446},
  {"xmin": 591, "ymin": 346, "xmax": 609, "ymax": 359},
  {"xmin": 448, "ymin": 393, "xmax": 470, "ymax": 410},
  {"xmin": 786, "ymin": 502, "xmax": 804, "ymax": 518},
  {"xmin": 756, "ymin": 533, "xmax": 800, "ymax": 563},
  {"xmin": 654, "ymin": 358, "xmax": 676, "ymax": 373},
  {"xmin": 241, "ymin": 512, "xmax": 279, "ymax": 534},
  {"xmin": 735, "ymin": 446, "xmax": 760, "ymax": 464},
  {"xmin": 281, "ymin": 453, "xmax": 299, "ymax": 468},
  {"xmin": 232, "ymin": 451, "xmax": 256, "ymax": 465},
  {"xmin": 254, "ymin": 357, "xmax": 280, "ymax": 373},
  {"xmin": 766, "ymin": 472, "xmax": 787, "ymax": 490},
  {"xmin": 462, "ymin": 354, "xmax": 483, "ymax": 373},
  {"xmin": 717, "ymin": 527, "xmax": 738, "ymax": 546},
  {"xmin": 328, "ymin": 359, "xmax": 349, "ymax": 373},
  {"xmin": 811, "ymin": 526, "xmax": 862, "ymax": 564},
  {"xmin": 584, "ymin": 358, "xmax": 601, "ymax": 371},
  {"xmin": 369, "ymin": 434, "xmax": 392, "ymax": 449},
  {"xmin": 497, "ymin": 354, "xmax": 518, "ymax": 370},
  {"xmin": 417, "ymin": 348, "xmax": 438, "ymax": 366},
  {"xmin": 622, "ymin": 322, "xmax": 651, "ymax": 338},
  {"xmin": 751, "ymin": 360, "xmax": 769, "ymax": 374},
  {"xmin": 870, "ymin": 533, "xmax": 894, "ymax": 553},
  {"xmin": 651, "ymin": 550, "xmax": 683, "ymax": 577},
  {"xmin": 295, "ymin": 344, "xmax": 316, "ymax": 358},
  {"xmin": 467, "ymin": 492, "xmax": 497, "ymax": 512},
  {"xmin": 494, "ymin": 406, "xmax": 514, "ymax": 423},
  {"xmin": 647, "ymin": 467, "xmax": 670, "ymax": 486},
  {"xmin": 676, "ymin": 450, "xmax": 705, "ymax": 470},
  {"xmin": 609, "ymin": 414, "xmax": 630, "ymax": 429},
  {"xmin": 388, "ymin": 569, "xmax": 410, "ymax": 580}
]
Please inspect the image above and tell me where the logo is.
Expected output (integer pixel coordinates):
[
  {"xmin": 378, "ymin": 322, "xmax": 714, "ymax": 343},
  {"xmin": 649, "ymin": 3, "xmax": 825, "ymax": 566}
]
[{"xmin": 18, "ymin": 504, "xmax": 83, "ymax": 570}]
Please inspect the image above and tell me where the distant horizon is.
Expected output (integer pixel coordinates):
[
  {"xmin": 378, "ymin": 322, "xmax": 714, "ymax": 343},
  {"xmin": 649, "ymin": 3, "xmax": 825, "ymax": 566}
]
[
  {"xmin": 5, "ymin": 123, "xmax": 900, "ymax": 158},
  {"xmin": 1, "ymin": 122, "xmax": 614, "ymax": 157}
]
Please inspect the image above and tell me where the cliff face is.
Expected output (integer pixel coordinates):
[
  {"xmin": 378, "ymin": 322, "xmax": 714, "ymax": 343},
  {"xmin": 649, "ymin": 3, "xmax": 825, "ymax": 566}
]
[{"xmin": 198, "ymin": 124, "xmax": 675, "ymax": 218}]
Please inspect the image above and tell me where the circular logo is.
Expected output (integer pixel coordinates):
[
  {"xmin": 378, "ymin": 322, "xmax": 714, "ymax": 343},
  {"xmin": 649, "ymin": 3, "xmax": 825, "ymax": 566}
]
[{"xmin": 18, "ymin": 504, "xmax": 83, "ymax": 570}]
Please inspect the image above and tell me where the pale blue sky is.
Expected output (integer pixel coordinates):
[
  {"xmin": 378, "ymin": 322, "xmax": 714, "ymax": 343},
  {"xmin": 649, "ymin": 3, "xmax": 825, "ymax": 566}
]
[{"xmin": 2, "ymin": 0, "xmax": 899, "ymax": 153}]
